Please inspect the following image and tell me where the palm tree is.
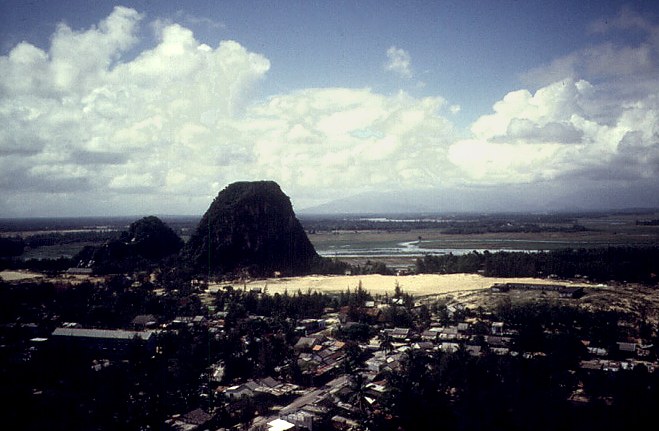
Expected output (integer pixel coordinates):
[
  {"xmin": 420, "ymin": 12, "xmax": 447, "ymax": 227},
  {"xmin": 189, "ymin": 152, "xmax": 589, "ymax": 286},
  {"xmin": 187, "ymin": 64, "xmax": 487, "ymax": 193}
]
[
  {"xmin": 378, "ymin": 332, "xmax": 393, "ymax": 355},
  {"xmin": 349, "ymin": 372, "xmax": 372, "ymax": 424}
]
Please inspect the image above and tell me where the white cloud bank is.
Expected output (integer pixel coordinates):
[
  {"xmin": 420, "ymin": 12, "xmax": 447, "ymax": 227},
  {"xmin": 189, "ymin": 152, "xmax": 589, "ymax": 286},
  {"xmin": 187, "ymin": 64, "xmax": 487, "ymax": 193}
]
[
  {"xmin": 0, "ymin": 6, "xmax": 658, "ymax": 216},
  {"xmin": 0, "ymin": 7, "xmax": 455, "ymax": 215},
  {"xmin": 448, "ymin": 7, "xmax": 659, "ymax": 201}
]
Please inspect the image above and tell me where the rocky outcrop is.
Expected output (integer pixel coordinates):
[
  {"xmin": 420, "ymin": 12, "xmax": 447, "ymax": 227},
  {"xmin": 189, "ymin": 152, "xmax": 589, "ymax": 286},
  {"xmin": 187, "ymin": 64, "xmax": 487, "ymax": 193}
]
[
  {"xmin": 183, "ymin": 181, "xmax": 319, "ymax": 276},
  {"xmin": 75, "ymin": 216, "xmax": 183, "ymax": 273}
]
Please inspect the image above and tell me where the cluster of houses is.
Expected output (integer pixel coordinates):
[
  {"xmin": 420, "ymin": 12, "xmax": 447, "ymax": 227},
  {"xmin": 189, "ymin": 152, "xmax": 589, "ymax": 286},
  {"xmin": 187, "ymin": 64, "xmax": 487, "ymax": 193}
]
[{"xmin": 33, "ymin": 281, "xmax": 658, "ymax": 431}]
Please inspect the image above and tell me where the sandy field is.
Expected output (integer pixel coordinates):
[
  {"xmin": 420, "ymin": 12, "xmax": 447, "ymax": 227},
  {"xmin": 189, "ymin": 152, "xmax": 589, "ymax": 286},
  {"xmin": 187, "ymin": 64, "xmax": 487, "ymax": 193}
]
[
  {"xmin": 0, "ymin": 270, "xmax": 45, "ymax": 281},
  {"xmin": 235, "ymin": 273, "xmax": 591, "ymax": 298}
]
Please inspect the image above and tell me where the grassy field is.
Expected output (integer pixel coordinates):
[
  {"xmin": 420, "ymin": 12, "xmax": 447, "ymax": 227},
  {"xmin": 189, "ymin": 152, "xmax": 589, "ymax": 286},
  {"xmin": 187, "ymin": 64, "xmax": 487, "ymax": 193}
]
[{"xmin": 308, "ymin": 212, "xmax": 659, "ymax": 268}]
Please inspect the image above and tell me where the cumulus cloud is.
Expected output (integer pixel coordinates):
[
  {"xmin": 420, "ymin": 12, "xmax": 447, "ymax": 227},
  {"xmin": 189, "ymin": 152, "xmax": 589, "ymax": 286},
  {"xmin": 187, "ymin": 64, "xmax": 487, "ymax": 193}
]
[
  {"xmin": 0, "ymin": 7, "xmax": 458, "ymax": 215},
  {"xmin": 240, "ymin": 88, "xmax": 454, "ymax": 198},
  {"xmin": 450, "ymin": 76, "xmax": 659, "ymax": 184},
  {"xmin": 3, "ymin": 6, "xmax": 657, "ymax": 216},
  {"xmin": 384, "ymin": 46, "xmax": 413, "ymax": 78},
  {"xmin": 448, "ymin": 7, "xmax": 659, "ymax": 194},
  {"xmin": 449, "ymin": 77, "xmax": 659, "ymax": 186}
]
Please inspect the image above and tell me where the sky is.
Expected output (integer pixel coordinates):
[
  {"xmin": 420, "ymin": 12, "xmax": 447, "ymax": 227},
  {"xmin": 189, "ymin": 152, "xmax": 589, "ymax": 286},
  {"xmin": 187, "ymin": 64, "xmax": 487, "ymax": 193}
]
[{"xmin": 1, "ymin": 0, "xmax": 658, "ymax": 216}]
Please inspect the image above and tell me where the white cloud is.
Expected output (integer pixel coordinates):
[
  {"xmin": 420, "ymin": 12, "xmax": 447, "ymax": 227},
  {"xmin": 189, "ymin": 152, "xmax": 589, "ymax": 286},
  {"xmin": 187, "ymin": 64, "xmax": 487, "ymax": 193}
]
[
  {"xmin": 449, "ymin": 76, "xmax": 659, "ymax": 185},
  {"xmin": 0, "ymin": 7, "xmax": 460, "ymax": 216},
  {"xmin": 174, "ymin": 10, "xmax": 226, "ymax": 30},
  {"xmin": 239, "ymin": 88, "xmax": 454, "ymax": 197},
  {"xmin": 2, "ymin": 6, "xmax": 657, "ymax": 216},
  {"xmin": 449, "ymin": 7, "xmax": 659, "ymax": 191},
  {"xmin": 524, "ymin": 7, "xmax": 659, "ymax": 89},
  {"xmin": 384, "ymin": 46, "xmax": 413, "ymax": 78}
]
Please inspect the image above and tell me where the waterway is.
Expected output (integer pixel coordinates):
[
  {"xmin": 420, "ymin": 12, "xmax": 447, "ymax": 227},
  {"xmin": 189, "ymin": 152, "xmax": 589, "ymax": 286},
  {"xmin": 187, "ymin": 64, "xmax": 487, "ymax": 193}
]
[{"xmin": 316, "ymin": 239, "xmax": 572, "ymax": 259}]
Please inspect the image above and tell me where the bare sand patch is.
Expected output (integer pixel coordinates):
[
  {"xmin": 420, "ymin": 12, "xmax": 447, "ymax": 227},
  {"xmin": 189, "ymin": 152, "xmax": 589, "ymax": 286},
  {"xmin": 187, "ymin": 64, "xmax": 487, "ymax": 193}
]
[
  {"xmin": 0, "ymin": 270, "xmax": 45, "ymax": 282},
  {"xmin": 238, "ymin": 274, "xmax": 591, "ymax": 297}
]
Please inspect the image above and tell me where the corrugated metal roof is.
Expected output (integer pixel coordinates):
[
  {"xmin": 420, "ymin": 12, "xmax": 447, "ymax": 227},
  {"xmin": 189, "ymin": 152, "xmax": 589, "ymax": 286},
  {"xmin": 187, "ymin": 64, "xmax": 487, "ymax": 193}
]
[{"xmin": 52, "ymin": 327, "xmax": 154, "ymax": 340}]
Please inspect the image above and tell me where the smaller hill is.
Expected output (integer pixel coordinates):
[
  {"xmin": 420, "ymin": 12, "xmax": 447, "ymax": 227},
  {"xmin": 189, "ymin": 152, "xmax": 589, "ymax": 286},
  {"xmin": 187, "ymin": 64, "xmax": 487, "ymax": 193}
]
[
  {"xmin": 75, "ymin": 216, "xmax": 183, "ymax": 274},
  {"xmin": 122, "ymin": 216, "xmax": 184, "ymax": 260}
]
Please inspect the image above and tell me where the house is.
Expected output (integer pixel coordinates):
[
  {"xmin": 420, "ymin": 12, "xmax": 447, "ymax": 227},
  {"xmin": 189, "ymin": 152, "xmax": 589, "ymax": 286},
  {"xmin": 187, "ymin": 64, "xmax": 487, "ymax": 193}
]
[
  {"xmin": 225, "ymin": 378, "xmax": 296, "ymax": 400},
  {"xmin": 267, "ymin": 418, "xmax": 295, "ymax": 431},
  {"xmin": 364, "ymin": 307, "xmax": 382, "ymax": 322},
  {"xmin": 364, "ymin": 381, "xmax": 387, "ymax": 400},
  {"xmin": 491, "ymin": 322, "xmax": 504, "ymax": 335},
  {"xmin": 331, "ymin": 415, "xmax": 359, "ymax": 430},
  {"xmin": 421, "ymin": 329, "xmax": 439, "ymax": 342},
  {"xmin": 386, "ymin": 327, "xmax": 411, "ymax": 341},
  {"xmin": 637, "ymin": 344, "xmax": 654, "ymax": 357},
  {"xmin": 580, "ymin": 360, "xmax": 603, "ymax": 371},
  {"xmin": 365, "ymin": 356, "xmax": 386, "ymax": 373},
  {"xmin": 298, "ymin": 319, "xmax": 326, "ymax": 334},
  {"xmin": 486, "ymin": 335, "xmax": 511, "ymax": 347},
  {"xmin": 192, "ymin": 315, "xmax": 207, "ymax": 325},
  {"xmin": 295, "ymin": 336, "xmax": 321, "ymax": 351},
  {"xmin": 51, "ymin": 327, "xmax": 156, "ymax": 356},
  {"xmin": 446, "ymin": 303, "xmax": 465, "ymax": 317},
  {"xmin": 131, "ymin": 314, "xmax": 158, "ymax": 329},
  {"xmin": 412, "ymin": 341, "xmax": 435, "ymax": 351},
  {"xmin": 440, "ymin": 342, "xmax": 460, "ymax": 353},
  {"xmin": 225, "ymin": 383, "xmax": 256, "ymax": 399},
  {"xmin": 172, "ymin": 316, "xmax": 194, "ymax": 327},
  {"xmin": 616, "ymin": 342, "xmax": 637, "ymax": 355},
  {"xmin": 65, "ymin": 267, "xmax": 93, "ymax": 275},
  {"xmin": 281, "ymin": 410, "xmax": 315, "ymax": 430},
  {"xmin": 278, "ymin": 381, "xmax": 335, "ymax": 431},
  {"xmin": 165, "ymin": 408, "xmax": 213, "ymax": 431},
  {"xmin": 587, "ymin": 346, "xmax": 609, "ymax": 357},
  {"xmin": 438, "ymin": 326, "xmax": 459, "ymax": 340}
]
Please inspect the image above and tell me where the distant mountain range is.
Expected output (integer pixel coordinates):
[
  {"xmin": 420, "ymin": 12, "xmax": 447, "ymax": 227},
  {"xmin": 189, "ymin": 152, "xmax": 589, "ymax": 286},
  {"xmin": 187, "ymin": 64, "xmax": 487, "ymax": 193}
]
[{"xmin": 299, "ymin": 181, "xmax": 659, "ymax": 215}]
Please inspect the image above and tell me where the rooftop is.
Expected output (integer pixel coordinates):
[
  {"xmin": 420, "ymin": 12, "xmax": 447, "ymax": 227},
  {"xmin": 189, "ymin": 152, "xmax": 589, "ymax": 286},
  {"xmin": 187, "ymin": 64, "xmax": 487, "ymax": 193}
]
[{"xmin": 52, "ymin": 327, "xmax": 154, "ymax": 341}]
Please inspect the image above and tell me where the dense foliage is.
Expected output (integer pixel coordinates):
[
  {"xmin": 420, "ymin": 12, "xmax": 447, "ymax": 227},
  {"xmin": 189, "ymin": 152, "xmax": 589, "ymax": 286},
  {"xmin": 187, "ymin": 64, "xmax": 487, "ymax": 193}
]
[
  {"xmin": 73, "ymin": 216, "xmax": 183, "ymax": 274},
  {"xmin": 0, "ymin": 236, "xmax": 24, "ymax": 257},
  {"xmin": 369, "ymin": 348, "xmax": 659, "ymax": 431},
  {"xmin": 22, "ymin": 230, "xmax": 120, "ymax": 248},
  {"xmin": 416, "ymin": 246, "xmax": 659, "ymax": 283}
]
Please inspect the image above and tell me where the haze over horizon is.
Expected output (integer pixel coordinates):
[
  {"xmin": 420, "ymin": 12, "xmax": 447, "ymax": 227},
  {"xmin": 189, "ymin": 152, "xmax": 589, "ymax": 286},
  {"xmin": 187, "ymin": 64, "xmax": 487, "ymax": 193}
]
[{"xmin": 1, "ymin": 1, "xmax": 659, "ymax": 217}]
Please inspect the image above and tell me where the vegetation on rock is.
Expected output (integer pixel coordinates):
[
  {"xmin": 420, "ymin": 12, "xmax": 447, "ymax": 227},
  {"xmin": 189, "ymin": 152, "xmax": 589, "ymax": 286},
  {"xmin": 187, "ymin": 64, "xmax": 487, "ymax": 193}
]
[
  {"xmin": 74, "ymin": 216, "xmax": 183, "ymax": 274},
  {"xmin": 183, "ymin": 181, "xmax": 320, "ymax": 277}
]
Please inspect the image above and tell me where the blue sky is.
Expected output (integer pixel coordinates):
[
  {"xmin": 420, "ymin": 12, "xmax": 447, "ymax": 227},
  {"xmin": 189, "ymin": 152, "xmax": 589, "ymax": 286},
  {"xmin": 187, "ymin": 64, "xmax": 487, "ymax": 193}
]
[{"xmin": 1, "ymin": 0, "xmax": 659, "ymax": 215}]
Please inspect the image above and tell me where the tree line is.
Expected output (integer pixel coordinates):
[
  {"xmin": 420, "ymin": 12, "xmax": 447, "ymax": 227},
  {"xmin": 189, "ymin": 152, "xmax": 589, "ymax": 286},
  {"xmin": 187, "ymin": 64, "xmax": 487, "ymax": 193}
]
[{"xmin": 416, "ymin": 247, "xmax": 659, "ymax": 283}]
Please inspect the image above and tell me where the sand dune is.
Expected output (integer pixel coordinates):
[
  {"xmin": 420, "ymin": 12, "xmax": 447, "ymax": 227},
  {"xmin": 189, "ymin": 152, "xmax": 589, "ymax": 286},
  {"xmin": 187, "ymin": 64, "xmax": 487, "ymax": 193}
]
[{"xmin": 238, "ymin": 273, "xmax": 588, "ymax": 297}]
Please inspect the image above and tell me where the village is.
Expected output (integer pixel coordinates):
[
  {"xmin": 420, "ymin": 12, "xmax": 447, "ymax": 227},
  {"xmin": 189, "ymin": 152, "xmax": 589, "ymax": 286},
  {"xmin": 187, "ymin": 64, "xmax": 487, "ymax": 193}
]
[{"xmin": 12, "ymin": 275, "xmax": 654, "ymax": 431}]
